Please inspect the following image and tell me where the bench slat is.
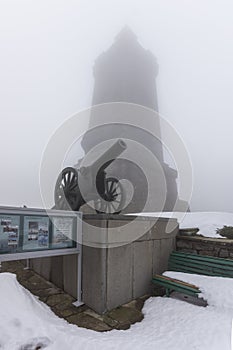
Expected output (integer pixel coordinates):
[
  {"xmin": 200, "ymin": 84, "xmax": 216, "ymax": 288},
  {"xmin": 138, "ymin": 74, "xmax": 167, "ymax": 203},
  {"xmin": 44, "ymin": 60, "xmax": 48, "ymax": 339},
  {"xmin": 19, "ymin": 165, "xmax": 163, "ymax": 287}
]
[
  {"xmin": 168, "ymin": 262, "xmax": 232, "ymax": 277},
  {"xmin": 169, "ymin": 255, "xmax": 233, "ymax": 272},
  {"xmin": 169, "ymin": 263, "xmax": 233, "ymax": 278},
  {"xmin": 152, "ymin": 251, "xmax": 233, "ymax": 301},
  {"xmin": 169, "ymin": 251, "xmax": 233, "ymax": 278},
  {"xmin": 153, "ymin": 274, "xmax": 199, "ymax": 289},
  {"xmin": 152, "ymin": 277, "xmax": 200, "ymax": 297},
  {"xmin": 171, "ymin": 252, "xmax": 233, "ymax": 267}
]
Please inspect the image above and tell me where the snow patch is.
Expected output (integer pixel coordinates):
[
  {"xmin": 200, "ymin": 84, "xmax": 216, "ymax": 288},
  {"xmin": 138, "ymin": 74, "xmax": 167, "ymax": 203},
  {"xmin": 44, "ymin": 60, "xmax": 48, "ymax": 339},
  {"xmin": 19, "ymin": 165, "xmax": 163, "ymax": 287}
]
[
  {"xmin": 134, "ymin": 211, "xmax": 233, "ymax": 238},
  {"xmin": 0, "ymin": 272, "xmax": 233, "ymax": 349}
]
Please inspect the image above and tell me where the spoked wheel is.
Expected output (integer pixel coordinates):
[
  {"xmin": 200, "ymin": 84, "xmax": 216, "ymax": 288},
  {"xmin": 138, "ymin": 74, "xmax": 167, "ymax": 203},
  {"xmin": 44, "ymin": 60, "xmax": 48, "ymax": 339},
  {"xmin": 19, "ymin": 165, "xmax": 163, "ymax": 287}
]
[
  {"xmin": 54, "ymin": 167, "xmax": 81, "ymax": 211},
  {"xmin": 94, "ymin": 177, "xmax": 125, "ymax": 214}
]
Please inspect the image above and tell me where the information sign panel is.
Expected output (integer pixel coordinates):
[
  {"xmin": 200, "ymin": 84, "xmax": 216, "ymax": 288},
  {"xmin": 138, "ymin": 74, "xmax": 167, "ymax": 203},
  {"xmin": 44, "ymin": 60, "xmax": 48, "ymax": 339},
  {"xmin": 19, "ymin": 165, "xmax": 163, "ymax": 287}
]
[
  {"xmin": 0, "ymin": 214, "xmax": 20, "ymax": 253},
  {"xmin": 0, "ymin": 206, "xmax": 83, "ymax": 306},
  {"xmin": 0, "ymin": 207, "xmax": 82, "ymax": 259}
]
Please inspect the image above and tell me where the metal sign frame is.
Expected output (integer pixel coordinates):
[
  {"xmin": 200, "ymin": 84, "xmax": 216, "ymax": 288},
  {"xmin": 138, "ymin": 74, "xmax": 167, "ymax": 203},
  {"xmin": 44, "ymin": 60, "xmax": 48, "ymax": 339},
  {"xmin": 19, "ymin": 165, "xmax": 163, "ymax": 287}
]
[{"xmin": 0, "ymin": 206, "xmax": 83, "ymax": 306}]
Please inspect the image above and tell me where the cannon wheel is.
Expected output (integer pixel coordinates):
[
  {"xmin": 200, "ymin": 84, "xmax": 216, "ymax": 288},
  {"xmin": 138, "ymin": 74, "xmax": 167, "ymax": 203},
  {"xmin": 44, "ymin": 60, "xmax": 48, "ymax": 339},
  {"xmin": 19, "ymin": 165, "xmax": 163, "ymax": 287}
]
[
  {"xmin": 94, "ymin": 177, "xmax": 125, "ymax": 214},
  {"xmin": 54, "ymin": 167, "xmax": 81, "ymax": 211}
]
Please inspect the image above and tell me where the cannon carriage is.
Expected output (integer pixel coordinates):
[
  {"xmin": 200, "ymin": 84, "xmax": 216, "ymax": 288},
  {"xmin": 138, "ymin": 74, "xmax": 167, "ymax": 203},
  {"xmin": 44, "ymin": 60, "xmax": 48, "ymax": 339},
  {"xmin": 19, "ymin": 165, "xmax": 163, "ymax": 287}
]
[{"xmin": 54, "ymin": 139, "xmax": 127, "ymax": 214}]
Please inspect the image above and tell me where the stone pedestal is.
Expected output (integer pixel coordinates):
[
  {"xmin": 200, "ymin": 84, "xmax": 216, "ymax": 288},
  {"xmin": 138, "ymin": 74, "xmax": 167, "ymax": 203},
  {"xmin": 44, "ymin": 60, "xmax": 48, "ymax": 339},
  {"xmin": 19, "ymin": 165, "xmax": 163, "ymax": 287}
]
[{"xmin": 31, "ymin": 215, "xmax": 178, "ymax": 314}]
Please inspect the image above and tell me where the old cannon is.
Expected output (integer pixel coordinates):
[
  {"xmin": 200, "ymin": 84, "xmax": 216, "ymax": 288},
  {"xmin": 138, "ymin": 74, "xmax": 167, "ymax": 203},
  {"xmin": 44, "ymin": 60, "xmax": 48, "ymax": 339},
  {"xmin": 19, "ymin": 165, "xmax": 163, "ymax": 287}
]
[{"xmin": 54, "ymin": 139, "xmax": 127, "ymax": 214}]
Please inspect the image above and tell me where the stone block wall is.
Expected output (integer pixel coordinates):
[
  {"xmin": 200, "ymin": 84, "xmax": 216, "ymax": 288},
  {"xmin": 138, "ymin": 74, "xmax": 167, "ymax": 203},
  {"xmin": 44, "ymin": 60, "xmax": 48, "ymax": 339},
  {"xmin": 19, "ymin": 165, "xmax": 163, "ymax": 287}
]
[{"xmin": 176, "ymin": 235, "xmax": 233, "ymax": 259}]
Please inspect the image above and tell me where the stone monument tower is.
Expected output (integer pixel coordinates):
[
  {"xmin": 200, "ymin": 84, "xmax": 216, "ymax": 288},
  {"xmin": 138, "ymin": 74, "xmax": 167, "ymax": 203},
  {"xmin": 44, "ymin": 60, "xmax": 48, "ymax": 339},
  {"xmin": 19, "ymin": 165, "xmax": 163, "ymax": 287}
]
[{"xmin": 81, "ymin": 27, "xmax": 181, "ymax": 213}]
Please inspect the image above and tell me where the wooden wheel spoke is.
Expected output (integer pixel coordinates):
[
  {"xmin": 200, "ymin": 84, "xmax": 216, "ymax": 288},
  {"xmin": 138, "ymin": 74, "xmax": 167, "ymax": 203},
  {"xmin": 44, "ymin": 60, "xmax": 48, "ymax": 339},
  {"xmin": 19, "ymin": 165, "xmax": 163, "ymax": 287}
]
[
  {"xmin": 55, "ymin": 167, "xmax": 80, "ymax": 211},
  {"xmin": 107, "ymin": 203, "xmax": 112, "ymax": 213},
  {"xmin": 62, "ymin": 173, "xmax": 67, "ymax": 185},
  {"xmin": 113, "ymin": 199, "xmax": 120, "ymax": 203},
  {"xmin": 69, "ymin": 183, "xmax": 78, "ymax": 191},
  {"xmin": 94, "ymin": 177, "xmax": 125, "ymax": 214},
  {"xmin": 110, "ymin": 202, "xmax": 117, "ymax": 210},
  {"xmin": 111, "ymin": 188, "xmax": 118, "ymax": 195},
  {"xmin": 70, "ymin": 174, "xmax": 76, "ymax": 186},
  {"xmin": 109, "ymin": 181, "xmax": 115, "ymax": 192}
]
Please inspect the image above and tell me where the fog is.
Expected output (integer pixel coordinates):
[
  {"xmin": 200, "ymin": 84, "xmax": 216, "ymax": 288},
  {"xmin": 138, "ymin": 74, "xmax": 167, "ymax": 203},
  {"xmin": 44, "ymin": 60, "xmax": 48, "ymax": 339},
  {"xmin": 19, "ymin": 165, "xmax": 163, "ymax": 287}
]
[{"xmin": 0, "ymin": 0, "xmax": 233, "ymax": 212}]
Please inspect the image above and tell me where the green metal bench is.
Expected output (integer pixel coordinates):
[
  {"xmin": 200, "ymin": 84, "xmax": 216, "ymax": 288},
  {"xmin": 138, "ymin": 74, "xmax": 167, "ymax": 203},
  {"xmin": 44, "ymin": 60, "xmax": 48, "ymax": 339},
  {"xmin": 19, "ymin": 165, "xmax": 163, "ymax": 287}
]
[{"xmin": 152, "ymin": 251, "xmax": 233, "ymax": 297}]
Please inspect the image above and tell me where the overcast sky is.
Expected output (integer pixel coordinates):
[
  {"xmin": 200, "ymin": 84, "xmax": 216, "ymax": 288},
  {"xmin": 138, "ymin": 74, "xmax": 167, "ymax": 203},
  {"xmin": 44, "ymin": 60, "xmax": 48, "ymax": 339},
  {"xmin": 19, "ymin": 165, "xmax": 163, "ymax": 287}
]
[{"xmin": 0, "ymin": 0, "xmax": 233, "ymax": 212}]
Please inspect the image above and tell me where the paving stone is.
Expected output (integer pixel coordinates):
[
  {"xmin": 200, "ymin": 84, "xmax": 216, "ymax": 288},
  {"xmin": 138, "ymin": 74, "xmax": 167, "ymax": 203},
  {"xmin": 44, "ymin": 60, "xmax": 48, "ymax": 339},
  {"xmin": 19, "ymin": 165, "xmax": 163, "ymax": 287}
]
[
  {"xmin": 39, "ymin": 296, "xmax": 48, "ymax": 303},
  {"xmin": 102, "ymin": 315, "xmax": 119, "ymax": 328},
  {"xmin": 54, "ymin": 298, "xmax": 78, "ymax": 312},
  {"xmin": 53, "ymin": 307, "xmax": 78, "ymax": 318},
  {"xmin": 83, "ymin": 309, "xmax": 104, "ymax": 321},
  {"xmin": 1, "ymin": 260, "xmax": 146, "ymax": 332},
  {"xmin": 21, "ymin": 271, "xmax": 34, "ymax": 279},
  {"xmin": 66, "ymin": 313, "xmax": 111, "ymax": 332},
  {"xmin": 123, "ymin": 299, "xmax": 137, "ymax": 309},
  {"xmin": 30, "ymin": 281, "xmax": 52, "ymax": 292},
  {"xmin": 107, "ymin": 306, "xmax": 143, "ymax": 330},
  {"xmin": 123, "ymin": 296, "xmax": 149, "ymax": 312},
  {"xmin": 2, "ymin": 261, "xmax": 24, "ymax": 272},
  {"xmin": 32, "ymin": 288, "xmax": 62, "ymax": 299},
  {"xmin": 27, "ymin": 276, "xmax": 53, "ymax": 290},
  {"xmin": 46, "ymin": 294, "xmax": 74, "ymax": 307},
  {"xmin": 135, "ymin": 296, "xmax": 149, "ymax": 311},
  {"xmin": 19, "ymin": 280, "xmax": 35, "ymax": 291}
]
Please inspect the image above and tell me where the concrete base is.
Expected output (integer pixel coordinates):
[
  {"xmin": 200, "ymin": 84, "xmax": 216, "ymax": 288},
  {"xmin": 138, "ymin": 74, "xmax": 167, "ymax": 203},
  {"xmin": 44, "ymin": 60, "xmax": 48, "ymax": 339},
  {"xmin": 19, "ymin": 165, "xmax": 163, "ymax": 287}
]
[{"xmin": 31, "ymin": 214, "xmax": 178, "ymax": 314}]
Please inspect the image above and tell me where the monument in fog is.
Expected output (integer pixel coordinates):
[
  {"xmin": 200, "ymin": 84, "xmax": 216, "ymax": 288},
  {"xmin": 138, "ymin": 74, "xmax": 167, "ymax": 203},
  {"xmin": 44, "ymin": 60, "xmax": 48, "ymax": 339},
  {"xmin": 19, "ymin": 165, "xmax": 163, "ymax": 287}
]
[{"xmin": 81, "ymin": 27, "xmax": 184, "ymax": 213}]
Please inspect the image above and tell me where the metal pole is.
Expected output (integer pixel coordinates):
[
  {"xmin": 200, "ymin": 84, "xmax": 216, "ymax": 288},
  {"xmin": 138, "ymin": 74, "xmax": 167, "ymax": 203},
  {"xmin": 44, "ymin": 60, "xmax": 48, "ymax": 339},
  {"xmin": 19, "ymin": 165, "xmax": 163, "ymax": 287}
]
[
  {"xmin": 73, "ymin": 215, "xmax": 83, "ymax": 307},
  {"xmin": 24, "ymin": 259, "xmax": 30, "ymax": 270}
]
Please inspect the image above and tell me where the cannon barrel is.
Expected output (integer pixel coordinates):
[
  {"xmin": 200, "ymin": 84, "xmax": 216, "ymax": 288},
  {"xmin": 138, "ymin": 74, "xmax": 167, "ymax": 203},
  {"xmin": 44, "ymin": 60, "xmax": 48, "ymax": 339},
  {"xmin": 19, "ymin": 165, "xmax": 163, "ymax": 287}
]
[
  {"xmin": 54, "ymin": 139, "xmax": 127, "ymax": 212},
  {"xmin": 80, "ymin": 139, "xmax": 127, "ymax": 176}
]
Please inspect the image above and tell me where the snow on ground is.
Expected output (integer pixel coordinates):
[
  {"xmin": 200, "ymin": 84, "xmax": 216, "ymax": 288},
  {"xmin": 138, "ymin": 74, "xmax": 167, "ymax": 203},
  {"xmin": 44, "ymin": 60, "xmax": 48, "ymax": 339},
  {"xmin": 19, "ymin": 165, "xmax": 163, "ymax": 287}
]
[
  {"xmin": 0, "ymin": 272, "xmax": 232, "ymax": 350},
  {"xmin": 135, "ymin": 212, "xmax": 233, "ymax": 238}
]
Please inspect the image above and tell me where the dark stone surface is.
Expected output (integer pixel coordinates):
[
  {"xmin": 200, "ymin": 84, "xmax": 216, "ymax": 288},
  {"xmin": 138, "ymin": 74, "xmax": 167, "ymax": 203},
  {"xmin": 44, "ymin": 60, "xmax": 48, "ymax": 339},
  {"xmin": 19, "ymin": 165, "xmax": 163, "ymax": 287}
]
[
  {"xmin": 219, "ymin": 249, "xmax": 229, "ymax": 258},
  {"xmin": 107, "ymin": 306, "xmax": 144, "ymax": 330},
  {"xmin": 66, "ymin": 313, "xmax": 112, "ymax": 332},
  {"xmin": 176, "ymin": 234, "xmax": 233, "ymax": 259},
  {"xmin": 1, "ymin": 260, "xmax": 147, "ymax": 332},
  {"xmin": 176, "ymin": 240, "xmax": 193, "ymax": 249}
]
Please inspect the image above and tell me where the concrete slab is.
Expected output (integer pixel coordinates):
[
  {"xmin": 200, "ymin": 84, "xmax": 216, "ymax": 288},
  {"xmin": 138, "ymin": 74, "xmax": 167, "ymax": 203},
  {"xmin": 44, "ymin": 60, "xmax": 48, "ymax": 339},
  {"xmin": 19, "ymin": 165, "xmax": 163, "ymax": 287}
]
[
  {"xmin": 50, "ymin": 256, "xmax": 63, "ymax": 289},
  {"xmin": 82, "ymin": 246, "xmax": 107, "ymax": 314},
  {"xmin": 150, "ymin": 219, "xmax": 178, "ymax": 240},
  {"xmin": 63, "ymin": 254, "xmax": 77, "ymax": 298},
  {"xmin": 106, "ymin": 244, "xmax": 133, "ymax": 310},
  {"xmin": 132, "ymin": 241, "xmax": 153, "ymax": 298},
  {"xmin": 152, "ymin": 240, "xmax": 162, "ymax": 275},
  {"xmin": 30, "ymin": 257, "xmax": 51, "ymax": 281},
  {"xmin": 159, "ymin": 238, "xmax": 176, "ymax": 273}
]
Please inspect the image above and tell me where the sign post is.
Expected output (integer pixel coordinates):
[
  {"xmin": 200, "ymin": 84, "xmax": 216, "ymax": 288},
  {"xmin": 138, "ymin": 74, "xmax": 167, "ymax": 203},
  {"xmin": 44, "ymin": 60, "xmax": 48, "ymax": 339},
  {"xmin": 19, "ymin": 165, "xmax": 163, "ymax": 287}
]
[{"xmin": 0, "ymin": 206, "xmax": 83, "ymax": 306}]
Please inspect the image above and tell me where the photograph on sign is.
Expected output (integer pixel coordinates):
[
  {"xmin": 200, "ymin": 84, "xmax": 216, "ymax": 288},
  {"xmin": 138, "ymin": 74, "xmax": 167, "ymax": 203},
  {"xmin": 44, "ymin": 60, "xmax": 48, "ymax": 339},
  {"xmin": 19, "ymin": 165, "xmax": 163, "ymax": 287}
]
[
  {"xmin": 23, "ymin": 216, "xmax": 49, "ymax": 251},
  {"xmin": 0, "ymin": 215, "xmax": 20, "ymax": 253},
  {"xmin": 51, "ymin": 217, "xmax": 75, "ymax": 249}
]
